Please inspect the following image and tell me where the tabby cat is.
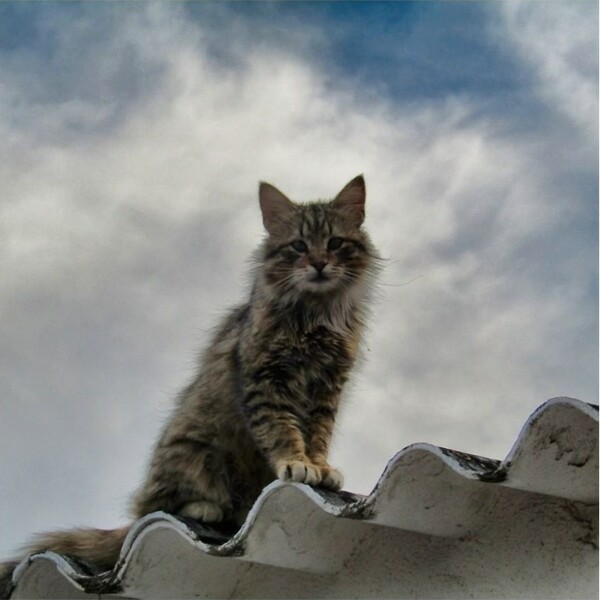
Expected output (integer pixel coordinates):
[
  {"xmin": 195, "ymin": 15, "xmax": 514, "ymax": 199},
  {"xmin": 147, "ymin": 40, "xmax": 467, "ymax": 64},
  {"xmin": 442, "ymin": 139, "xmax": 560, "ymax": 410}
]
[{"xmin": 0, "ymin": 175, "xmax": 379, "ymax": 594}]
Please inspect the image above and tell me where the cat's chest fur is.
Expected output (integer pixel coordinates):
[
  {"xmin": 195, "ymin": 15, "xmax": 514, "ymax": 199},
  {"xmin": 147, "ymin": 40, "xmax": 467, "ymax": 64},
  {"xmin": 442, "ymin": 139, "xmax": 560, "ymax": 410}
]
[{"xmin": 240, "ymin": 303, "xmax": 359, "ymax": 404}]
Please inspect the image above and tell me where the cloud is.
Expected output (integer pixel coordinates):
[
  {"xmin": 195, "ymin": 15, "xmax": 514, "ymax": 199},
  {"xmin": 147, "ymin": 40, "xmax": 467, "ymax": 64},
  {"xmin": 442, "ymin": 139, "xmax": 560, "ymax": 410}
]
[
  {"xmin": 499, "ymin": 0, "xmax": 598, "ymax": 139},
  {"xmin": 0, "ymin": 2, "xmax": 596, "ymax": 560}
]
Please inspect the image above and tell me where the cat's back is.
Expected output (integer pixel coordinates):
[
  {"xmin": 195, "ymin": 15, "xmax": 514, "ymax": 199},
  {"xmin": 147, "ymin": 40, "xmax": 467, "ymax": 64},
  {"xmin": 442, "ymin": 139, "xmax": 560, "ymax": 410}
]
[{"xmin": 175, "ymin": 303, "xmax": 251, "ymax": 417}]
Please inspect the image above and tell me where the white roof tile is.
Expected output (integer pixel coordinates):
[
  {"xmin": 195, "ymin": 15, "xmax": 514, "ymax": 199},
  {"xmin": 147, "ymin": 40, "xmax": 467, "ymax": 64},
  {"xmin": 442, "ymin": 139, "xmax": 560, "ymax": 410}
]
[{"xmin": 7, "ymin": 397, "xmax": 598, "ymax": 599}]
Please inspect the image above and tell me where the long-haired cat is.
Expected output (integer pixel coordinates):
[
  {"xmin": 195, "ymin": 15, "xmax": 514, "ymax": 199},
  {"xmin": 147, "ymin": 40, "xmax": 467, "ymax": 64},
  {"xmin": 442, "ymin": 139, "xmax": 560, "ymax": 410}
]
[{"xmin": 0, "ymin": 175, "xmax": 379, "ymax": 595}]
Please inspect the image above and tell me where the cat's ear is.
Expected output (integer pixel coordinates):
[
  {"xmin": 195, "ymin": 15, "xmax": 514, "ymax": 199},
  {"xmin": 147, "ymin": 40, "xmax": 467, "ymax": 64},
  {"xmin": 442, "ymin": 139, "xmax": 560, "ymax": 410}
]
[
  {"xmin": 259, "ymin": 182, "xmax": 295, "ymax": 235},
  {"xmin": 332, "ymin": 175, "xmax": 366, "ymax": 228}
]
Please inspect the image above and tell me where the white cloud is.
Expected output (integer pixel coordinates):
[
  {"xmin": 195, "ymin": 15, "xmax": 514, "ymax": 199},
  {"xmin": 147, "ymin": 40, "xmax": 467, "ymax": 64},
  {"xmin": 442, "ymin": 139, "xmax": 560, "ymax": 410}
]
[
  {"xmin": 0, "ymin": 2, "xmax": 596, "ymax": 560},
  {"xmin": 499, "ymin": 0, "xmax": 598, "ymax": 142}
]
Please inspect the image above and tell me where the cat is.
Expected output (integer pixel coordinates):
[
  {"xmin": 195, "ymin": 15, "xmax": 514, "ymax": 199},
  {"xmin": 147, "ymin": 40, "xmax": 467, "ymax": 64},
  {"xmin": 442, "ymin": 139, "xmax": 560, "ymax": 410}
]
[{"xmin": 0, "ymin": 175, "xmax": 379, "ymax": 596}]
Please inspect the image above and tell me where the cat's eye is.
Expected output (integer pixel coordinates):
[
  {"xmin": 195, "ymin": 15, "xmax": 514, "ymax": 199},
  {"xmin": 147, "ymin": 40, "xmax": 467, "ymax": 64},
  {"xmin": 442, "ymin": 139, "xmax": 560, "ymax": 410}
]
[
  {"xmin": 327, "ymin": 237, "xmax": 343, "ymax": 251},
  {"xmin": 291, "ymin": 240, "xmax": 308, "ymax": 253}
]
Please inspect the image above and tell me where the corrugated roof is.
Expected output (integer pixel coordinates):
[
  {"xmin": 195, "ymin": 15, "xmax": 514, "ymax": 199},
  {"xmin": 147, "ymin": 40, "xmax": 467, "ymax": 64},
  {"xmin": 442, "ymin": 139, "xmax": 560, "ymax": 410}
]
[{"xmin": 7, "ymin": 397, "xmax": 599, "ymax": 599}]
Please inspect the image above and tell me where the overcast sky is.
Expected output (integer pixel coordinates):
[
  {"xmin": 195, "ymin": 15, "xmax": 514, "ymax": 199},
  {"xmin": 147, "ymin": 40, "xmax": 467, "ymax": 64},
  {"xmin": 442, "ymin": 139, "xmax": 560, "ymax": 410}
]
[{"xmin": 0, "ymin": 1, "xmax": 597, "ymax": 560}]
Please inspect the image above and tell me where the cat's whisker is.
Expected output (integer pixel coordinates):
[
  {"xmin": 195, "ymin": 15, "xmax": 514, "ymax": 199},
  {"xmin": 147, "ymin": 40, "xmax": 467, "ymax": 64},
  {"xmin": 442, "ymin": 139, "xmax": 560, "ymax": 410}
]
[{"xmin": 379, "ymin": 274, "xmax": 424, "ymax": 287}]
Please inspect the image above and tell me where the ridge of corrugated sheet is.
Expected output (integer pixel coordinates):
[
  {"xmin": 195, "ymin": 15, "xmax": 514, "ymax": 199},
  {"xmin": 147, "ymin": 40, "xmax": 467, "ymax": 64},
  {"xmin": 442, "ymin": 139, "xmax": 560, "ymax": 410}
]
[{"xmin": 7, "ymin": 396, "xmax": 599, "ymax": 598}]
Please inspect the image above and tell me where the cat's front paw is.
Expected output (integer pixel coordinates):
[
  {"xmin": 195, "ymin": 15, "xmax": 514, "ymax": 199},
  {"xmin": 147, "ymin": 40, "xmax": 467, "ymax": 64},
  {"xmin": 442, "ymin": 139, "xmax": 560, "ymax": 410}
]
[
  {"xmin": 319, "ymin": 465, "xmax": 344, "ymax": 491},
  {"xmin": 276, "ymin": 460, "xmax": 322, "ymax": 486}
]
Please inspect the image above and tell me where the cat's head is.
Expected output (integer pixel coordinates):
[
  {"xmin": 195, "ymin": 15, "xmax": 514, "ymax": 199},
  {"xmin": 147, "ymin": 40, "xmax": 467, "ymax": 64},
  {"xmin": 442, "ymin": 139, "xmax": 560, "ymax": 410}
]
[{"xmin": 257, "ymin": 175, "xmax": 376, "ymax": 302}]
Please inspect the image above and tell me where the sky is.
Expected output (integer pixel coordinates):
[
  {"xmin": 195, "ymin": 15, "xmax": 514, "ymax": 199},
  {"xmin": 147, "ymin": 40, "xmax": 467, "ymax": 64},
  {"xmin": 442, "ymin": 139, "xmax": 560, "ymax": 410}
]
[{"xmin": 0, "ymin": 1, "xmax": 597, "ymax": 561}]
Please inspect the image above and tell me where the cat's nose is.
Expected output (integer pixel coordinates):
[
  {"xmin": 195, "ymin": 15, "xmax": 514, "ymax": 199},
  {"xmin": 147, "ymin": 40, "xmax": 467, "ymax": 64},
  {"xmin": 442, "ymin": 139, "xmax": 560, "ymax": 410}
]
[{"xmin": 312, "ymin": 260, "xmax": 328, "ymax": 272}]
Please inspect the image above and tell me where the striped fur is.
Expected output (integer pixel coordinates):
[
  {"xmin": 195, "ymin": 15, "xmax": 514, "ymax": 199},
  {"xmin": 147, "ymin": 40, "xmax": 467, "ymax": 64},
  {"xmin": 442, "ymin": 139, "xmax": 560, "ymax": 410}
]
[{"xmin": 0, "ymin": 176, "xmax": 379, "ymax": 592}]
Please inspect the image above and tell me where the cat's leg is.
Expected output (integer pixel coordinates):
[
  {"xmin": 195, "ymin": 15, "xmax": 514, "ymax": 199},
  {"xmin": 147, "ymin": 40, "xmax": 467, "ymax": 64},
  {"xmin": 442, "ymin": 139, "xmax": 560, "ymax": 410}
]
[
  {"xmin": 306, "ymin": 400, "xmax": 344, "ymax": 491},
  {"xmin": 170, "ymin": 440, "xmax": 232, "ymax": 521},
  {"xmin": 132, "ymin": 439, "xmax": 232, "ymax": 523},
  {"xmin": 242, "ymin": 389, "xmax": 323, "ymax": 486}
]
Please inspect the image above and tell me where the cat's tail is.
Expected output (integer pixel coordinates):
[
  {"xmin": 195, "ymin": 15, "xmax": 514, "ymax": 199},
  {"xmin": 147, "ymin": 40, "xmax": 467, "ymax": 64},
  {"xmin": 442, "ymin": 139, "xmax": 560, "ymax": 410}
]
[{"xmin": 0, "ymin": 525, "xmax": 129, "ymax": 599}]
